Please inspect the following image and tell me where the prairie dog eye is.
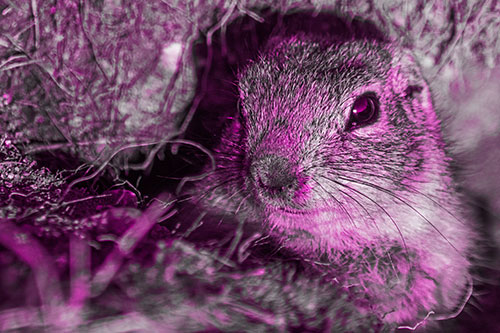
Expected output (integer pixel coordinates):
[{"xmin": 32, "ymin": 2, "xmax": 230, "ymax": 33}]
[{"xmin": 346, "ymin": 93, "xmax": 379, "ymax": 130}]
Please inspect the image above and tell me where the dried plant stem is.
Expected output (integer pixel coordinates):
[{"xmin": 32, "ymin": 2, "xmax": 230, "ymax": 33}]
[
  {"xmin": 30, "ymin": 0, "xmax": 40, "ymax": 51},
  {"xmin": 0, "ymin": 219, "xmax": 63, "ymax": 323},
  {"xmin": 91, "ymin": 196, "xmax": 174, "ymax": 296}
]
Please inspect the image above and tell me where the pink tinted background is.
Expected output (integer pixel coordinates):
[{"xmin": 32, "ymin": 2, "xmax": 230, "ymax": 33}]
[{"xmin": 0, "ymin": 0, "xmax": 499, "ymax": 331}]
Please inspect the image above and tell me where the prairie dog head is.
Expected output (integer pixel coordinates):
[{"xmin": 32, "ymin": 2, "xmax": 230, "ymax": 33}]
[{"xmin": 236, "ymin": 36, "xmax": 468, "ymax": 256}]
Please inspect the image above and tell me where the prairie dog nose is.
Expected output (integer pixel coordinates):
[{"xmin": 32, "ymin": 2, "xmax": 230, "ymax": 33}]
[{"xmin": 251, "ymin": 154, "xmax": 298, "ymax": 198}]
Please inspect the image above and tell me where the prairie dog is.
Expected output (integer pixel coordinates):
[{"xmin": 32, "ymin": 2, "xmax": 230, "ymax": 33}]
[{"xmin": 190, "ymin": 12, "xmax": 475, "ymax": 326}]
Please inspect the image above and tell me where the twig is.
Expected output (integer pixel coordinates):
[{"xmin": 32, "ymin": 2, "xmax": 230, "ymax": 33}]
[
  {"xmin": 0, "ymin": 55, "xmax": 29, "ymax": 69},
  {"xmin": 13, "ymin": 23, "xmax": 35, "ymax": 41},
  {"xmin": 181, "ymin": 211, "xmax": 206, "ymax": 237},
  {"xmin": 237, "ymin": 4, "xmax": 264, "ymax": 23},
  {"xmin": 206, "ymin": 0, "xmax": 237, "ymax": 48},
  {"xmin": 237, "ymin": 232, "xmax": 262, "ymax": 263},
  {"xmin": 0, "ymin": 59, "xmax": 41, "ymax": 71},
  {"xmin": 126, "ymin": 141, "xmax": 167, "ymax": 171},
  {"xmin": 172, "ymin": 139, "xmax": 215, "ymax": 194},
  {"xmin": 55, "ymin": 194, "xmax": 112, "ymax": 208},
  {"xmin": 34, "ymin": 63, "xmax": 75, "ymax": 98},
  {"xmin": 60, "ymin": 141, "xmax": 161, "ymax": 202},
  {"xmin": 30, "ymin": 0, "xmax": 40, "ymax": 51}
]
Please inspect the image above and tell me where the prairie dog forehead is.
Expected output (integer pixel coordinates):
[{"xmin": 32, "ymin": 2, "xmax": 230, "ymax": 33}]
[{"xmin": 238, "ymin": 37, "xmax": 393, "ymax": 128}]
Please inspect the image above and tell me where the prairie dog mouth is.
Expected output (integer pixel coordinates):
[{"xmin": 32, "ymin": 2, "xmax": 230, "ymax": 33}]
[
  {"xmin": 276, "ymin": 207, "xmax": 310, "ymax": 215},
  {"xmin": 270, "ymin": 205, "xmax": 325, "ymax": 216}
]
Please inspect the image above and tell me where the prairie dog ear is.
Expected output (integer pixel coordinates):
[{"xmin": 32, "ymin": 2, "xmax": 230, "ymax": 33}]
[
  {"xmin": 388, "ymin": 47, "xmax": 427, "ymax": 96},
  {"xmin": 388, "ymin": 47, "xmax": 439, "ymax": 128}
]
